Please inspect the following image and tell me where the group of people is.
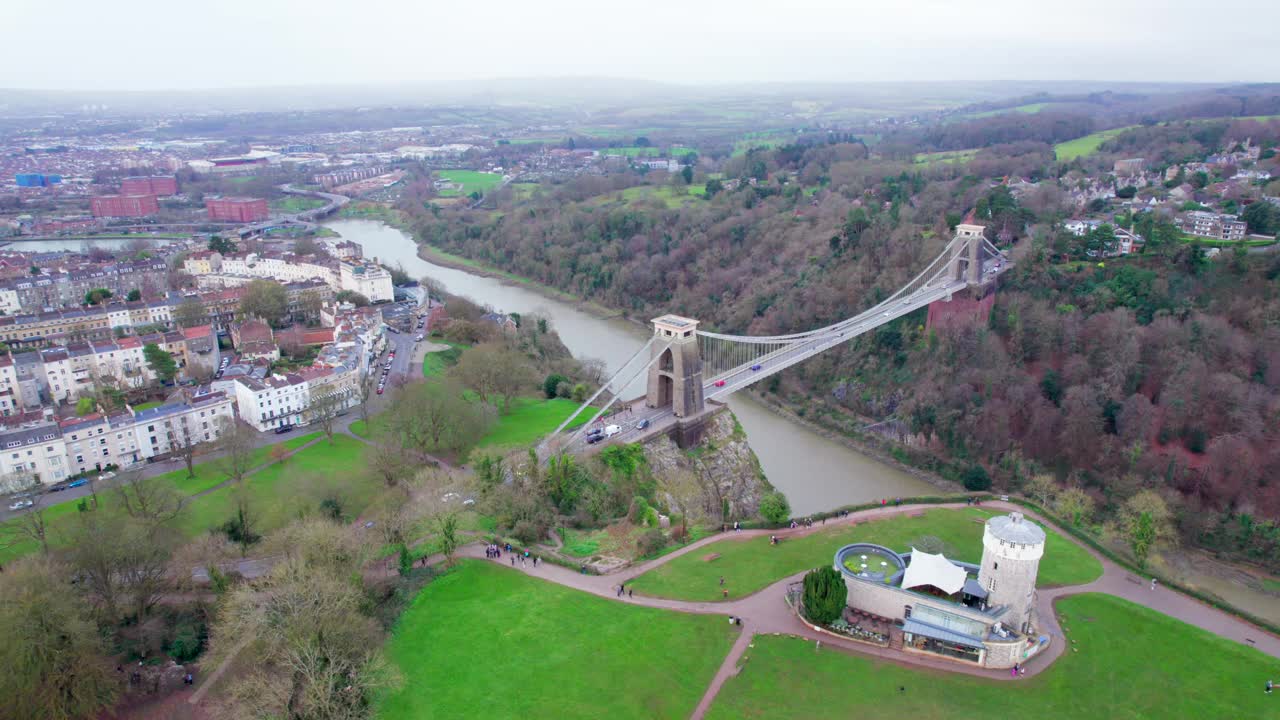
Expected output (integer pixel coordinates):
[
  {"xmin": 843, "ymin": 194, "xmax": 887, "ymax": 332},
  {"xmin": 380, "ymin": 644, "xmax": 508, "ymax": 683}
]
[
  {"xmin": 1009, "ymin": 663, "xmax": 1026, "ymax": 678},
  {"xmin": 486, "ymin": 543, "xmax": 539, "ymax": 568},
  {"xmin": 616, "ymin": 583, "xmax": 633, "ymax": 598}
]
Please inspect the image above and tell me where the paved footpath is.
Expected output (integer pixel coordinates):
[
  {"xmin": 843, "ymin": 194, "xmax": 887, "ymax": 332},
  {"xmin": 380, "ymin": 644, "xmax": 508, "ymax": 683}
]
[{"xmin": 461, "ymin": 501, "xmax": 1280, "ymax": 719}]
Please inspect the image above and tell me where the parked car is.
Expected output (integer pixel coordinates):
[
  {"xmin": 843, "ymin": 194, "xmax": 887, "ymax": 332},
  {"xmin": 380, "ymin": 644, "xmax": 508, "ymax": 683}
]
[
  {"xmin": 66, "ymin": 479, "xmax": 88, "ymax": 489},
  {"xmin": 377, "ymin": 386, "xmax": 385, "ymax": 395},
  {"xmin": 274, "ymin": 425, "xmax": 294, "ymax": 435},
  {"xmin": 586, "ymin": 434, "xmax": 603, "ymax": 444},
  {"xmin": 8, "ymin": 499, "xmax": 33, "ymax": 511},
  {"xmin": 714, "ymin": 379, "xmax": 727, "ymax": 387},
  {"xmin": 604, "ymin": 424, "xmax": 622, "ymax": 438},
  {"xmin": 47, "ymin": 484, "xmax": 69, "ymax": 492}
]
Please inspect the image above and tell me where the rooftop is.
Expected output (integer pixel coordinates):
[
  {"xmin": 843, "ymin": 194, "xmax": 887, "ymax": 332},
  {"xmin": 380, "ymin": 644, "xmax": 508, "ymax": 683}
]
[{"xmin": 986, "ymin": 512, "xmax": 1046, "ymax": 546}]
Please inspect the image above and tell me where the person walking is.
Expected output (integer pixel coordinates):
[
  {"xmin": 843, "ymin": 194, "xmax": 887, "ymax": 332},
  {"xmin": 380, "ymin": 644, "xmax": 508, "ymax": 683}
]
[
  {"xmin": 511, "ymin": 556, "xmax": 515, "ymax": 566},
  {"xmin": 723, "ymin": 588, "xmax": 729, "ymax": 599},
  {"xmin": 534, "ymin": 556, "xmax": 539, "ymax": 567},
  {"xmin": 1265, "ymin": 679, "xmax": 1273, "ymax": 694},
  {"xmin": 1150, "ymin": 578, "xmax": 1158, "ymax": 590},
  {"xmin": 628, "ymin": 588, "xmax": 633, "ymax": 598},
  {"xmin": 720, "ymin": 576, "xmax": 725, "ymax": 587}
]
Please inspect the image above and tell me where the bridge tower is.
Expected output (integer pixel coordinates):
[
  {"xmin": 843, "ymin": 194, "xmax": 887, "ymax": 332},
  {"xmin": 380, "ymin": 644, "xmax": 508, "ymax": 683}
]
[
  {"xmin": 646, "ymin": 315, "xmax": 705, "ymax": 418},
  {"xmin": 949, "ymin": 223, "xmax": 987, "ymax": 285}
]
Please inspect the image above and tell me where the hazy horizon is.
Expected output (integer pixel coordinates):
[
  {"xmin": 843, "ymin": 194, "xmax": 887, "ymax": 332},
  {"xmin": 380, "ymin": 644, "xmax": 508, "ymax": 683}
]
[{"xmin": 4, "ymin": 0, "xmax": 1277, "ymax": 92}]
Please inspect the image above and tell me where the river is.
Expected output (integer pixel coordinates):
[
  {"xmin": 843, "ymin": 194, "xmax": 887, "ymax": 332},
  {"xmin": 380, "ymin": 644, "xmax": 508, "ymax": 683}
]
[{"xmin": 325, "ymin": 218, "xmax": 936, "ymax": 515}]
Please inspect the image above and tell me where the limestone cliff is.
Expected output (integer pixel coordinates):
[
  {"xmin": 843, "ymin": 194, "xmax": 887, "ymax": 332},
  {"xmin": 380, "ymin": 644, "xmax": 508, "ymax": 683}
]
[{"xmin": 644, "ymin": 409, "xmax": 775, "ymax": 522}]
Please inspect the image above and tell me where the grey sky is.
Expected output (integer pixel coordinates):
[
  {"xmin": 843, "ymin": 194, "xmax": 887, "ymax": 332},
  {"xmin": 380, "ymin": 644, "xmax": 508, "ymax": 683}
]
[{"xmin": 4, "ymin": 0, "xmax": 1276, "ymax": 90}]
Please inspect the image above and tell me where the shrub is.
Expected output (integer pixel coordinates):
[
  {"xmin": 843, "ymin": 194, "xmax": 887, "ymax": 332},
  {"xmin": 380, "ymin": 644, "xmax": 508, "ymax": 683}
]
[
  {"xmin": 628, "ymin": 497, "xmax": 650, "ymax": 525},
  {"xmin": 802, "ymin": 566, "xmax": 845, "ymax": 625},
  {"xmin": 319, "ymin": 497, "xmax": 344, "ymax": 521},
  {"xmin": 962, "ymin": 464, "xmax": 991, "ymax": 491},
  {"xmin": 669, "ymin": 523, "xmax": 689, "ymax": 543},
  {"xmin": 543, "ymin": 373, "xmax": 569, "ymax": 399},
  {"xmin": 637, "ymin": 528, "xmax": 668, "ymax": 557},
  {"xmin": 165, "ymin": 617, "xmax": 206, "ymax": 663},
  {"xmin": 512, "ymin": 520, "xmax": 544, "ymax": 545},
  {"xmin": 758, "ymin": 490, "xmax": 791, "ymax": 525}
]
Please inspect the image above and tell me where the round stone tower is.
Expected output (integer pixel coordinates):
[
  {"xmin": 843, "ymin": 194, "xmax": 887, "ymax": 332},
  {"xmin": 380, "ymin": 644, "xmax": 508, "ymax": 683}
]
[{"xmin": 977, "ymin": 512, "xmax": 1046, "ymax": 634}]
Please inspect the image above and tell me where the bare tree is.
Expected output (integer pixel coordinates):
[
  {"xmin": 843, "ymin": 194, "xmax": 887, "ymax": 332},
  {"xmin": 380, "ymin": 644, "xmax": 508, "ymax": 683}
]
[
  {"xmin": 368, "ymin": 430, "xmax": 415, "ymax": 487},
  {"xmin": 113, "ymin": 469, "xmax": 187, "ymax": 527},
  {"xmin": 304, "ymin": 387, "xmax": 347, "ymax": 445},
  {"xmin": 357, "ymin": 371, "xmax": 376, "ymax": 425},
  {"xmin": 66, "ymin": 513, "xmax": 176, "ymax": 620},
  {"xmin": 214, "ymin": 417, "xmax": 259, "ymax": 486},
  {"xmin": 0, "ymin": 491, "xmax": 53, "ymax": 555},
  {"xmin": 170, "ymin": 415, "xmax": 208, "ymax": 479}
]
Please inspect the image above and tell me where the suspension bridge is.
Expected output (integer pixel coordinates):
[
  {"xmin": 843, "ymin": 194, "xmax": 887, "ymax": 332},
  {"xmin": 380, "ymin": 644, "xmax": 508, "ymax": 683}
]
[{"xmin": 546, "ymin": 223, "xmax": 1009, "ymax": 452}]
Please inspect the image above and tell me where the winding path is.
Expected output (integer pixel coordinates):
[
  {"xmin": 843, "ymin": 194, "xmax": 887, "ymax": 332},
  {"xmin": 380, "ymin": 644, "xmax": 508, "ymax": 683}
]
[{"xmin": 458, "ymin": 501, "xmax": 1280, "ymax": 719}]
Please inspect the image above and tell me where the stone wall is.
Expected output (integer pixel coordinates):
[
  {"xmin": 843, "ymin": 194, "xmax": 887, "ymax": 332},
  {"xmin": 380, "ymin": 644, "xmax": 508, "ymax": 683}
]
[{"xmin": 645, "ymin": 407, "xmax": 773, "ymax": 522}]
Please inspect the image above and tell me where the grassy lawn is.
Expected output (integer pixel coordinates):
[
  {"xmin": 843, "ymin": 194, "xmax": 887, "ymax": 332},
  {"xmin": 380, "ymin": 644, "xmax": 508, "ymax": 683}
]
[
  {"xmin": 377, "ymin": 560, "xmax": 737, "ymax": 720},
  {"xmin": 913, "ymin": 149, "xmax": 978, "ymax": 165},
  {"xmin": 477, "ymin": 396, "xmax": 589, "ymax": 450},
  {"xmin": 1054, "ymin": 126, "xmax": 1137, "ymax": 161},
  {"xmin": 627, "ymin": 508, "xmax": 1101, "ymax": 601},
  {"xmin": 269, "ymin": 196, "xmax": 326, "ymax": 213},
  {"xmin": 178, "ymin": 434, "xmax": 375, "ymax": 536},
  {"xmin": 964, "ymin": 102, "xmax": 1050, "ymax": 119},
  {"xmin": 599, "ymin": 146, "xmax": 663, "ymax": 157},
  {"xmin": 587, "ymin": 185, "xmax": 702, "ymax": 209},
  {"xmin": 422, "ymin": 341, "xmax": 467, "ymax": 378},
  {"xmin": 0, "ymin": 433, "xmax": 320, "ymax": 563},
  {"xmin": 131, "ymin": 400, "xmax": 162, "ymax": 412},
  {"xmin": 436, "ymin": 170, "xmax": 504, "ymax": 197},
  {"xmin": 707, "ymin": 593, "xmax": 1275, "ymax": 719}
]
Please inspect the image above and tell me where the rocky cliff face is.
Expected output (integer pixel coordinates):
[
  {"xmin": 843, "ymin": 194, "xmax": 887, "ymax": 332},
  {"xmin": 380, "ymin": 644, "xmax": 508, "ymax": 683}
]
[{"xmin": 644, "ymin": 409, "xmax": 775, "ymax": 523}]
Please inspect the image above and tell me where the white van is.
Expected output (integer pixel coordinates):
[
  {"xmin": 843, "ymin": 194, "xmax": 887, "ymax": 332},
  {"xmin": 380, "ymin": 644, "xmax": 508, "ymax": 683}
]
[{"xmin": 604, "ymin": 424, "xmax": 622, "ymax": 438}]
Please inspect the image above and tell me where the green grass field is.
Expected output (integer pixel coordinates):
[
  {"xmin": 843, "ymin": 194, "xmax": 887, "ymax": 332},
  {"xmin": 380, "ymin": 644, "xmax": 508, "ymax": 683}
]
[
  {"xmin": 600, "ymin": 146, "xmax": 663, "ymax": 157},
  {"xmin": 377, "ymin": 560, "xmax": 738, "ymax": 720},
  {"xmin": 131, "ymin": 400, "xmax": 162, "ymax": 412},
  {"xmin": 477, "ymin": 396, "xmax": 589, "ymax": 450},
  {"xmin": 627, "ymin": 508, "xmax": 1101, "ymax": 601},
  {"xmin": 964, "ymin": 102, "xmax": 1050, "ymax": 119},
  {"xmin": 588, "ymin": 185, "xmax": 703, "ymax": 209},
  {"xmin": 913, "ymin": 149, "xmax": 978, "ymax": 165},
  {"xmin": 1054, "ymin": 127, "xmax": 1137, "ymax": 161},
  {"xmin": 707, "ymin": 593, "xmax": 1275, "ymax": 719},
  {"xmin": 178, "ymin": 434, "xmax": 375, "ymax": 535},
  {"xmin": 422, "ymin": 341, "xmax": 468, "ymax": 378},
  {"xmin": 269, "ymin": 196, "xmax": 326, "ymax": 213},
  {"xmin": 0, "ymin": 433, "xmax": 320, "ymax": 563},
  {"xmin": 436, "ymin": 170, "xmax": 504, "ymax": 197}
]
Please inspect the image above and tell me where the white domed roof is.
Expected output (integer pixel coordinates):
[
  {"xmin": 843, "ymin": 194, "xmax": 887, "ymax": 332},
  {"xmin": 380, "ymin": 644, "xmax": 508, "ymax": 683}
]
[{"xmin": 987, "ymin": 512, "xmax": 1045, "ymax": 545}]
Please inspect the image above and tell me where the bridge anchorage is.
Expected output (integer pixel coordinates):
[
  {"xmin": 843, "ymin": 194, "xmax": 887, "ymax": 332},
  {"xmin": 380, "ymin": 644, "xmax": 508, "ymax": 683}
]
[{"xmin": 547, "ymin": 222, "xmax": 1009, "ymax": 453}]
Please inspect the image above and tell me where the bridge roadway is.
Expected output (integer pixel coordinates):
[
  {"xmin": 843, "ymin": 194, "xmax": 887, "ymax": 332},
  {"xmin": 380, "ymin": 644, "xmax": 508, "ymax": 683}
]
[
  {"xmin": 574, "ymin": 267, "xmax": 1008, "ymax": 449},
  {"xmin": 236, "ymin": 185, "xmax": 350, "ymax": 236}
]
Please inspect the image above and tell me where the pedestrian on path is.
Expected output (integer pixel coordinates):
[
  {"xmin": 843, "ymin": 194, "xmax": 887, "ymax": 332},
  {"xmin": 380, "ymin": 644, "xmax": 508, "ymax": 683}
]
[
  {"xmin": 1150, "ymin": 577, "xmax": 1158, "ymax": 590},
  {"xmin": 533, "ymin": 556, "xmax": 539, "ymax": 567},
  {"xmin": 511, "ymin": 556, "xmax": 515, "ymax": 566},
  {"xmin": 1265, "ymin": 679, "xmax": 1273, "ymax": 694},
  {"xmin": 628, "ymin": 588, "xmax": 633, "ymax": 598},
  {"xmin": 617, "ymin": 584, "xmax": 625, "ymax": 597}
]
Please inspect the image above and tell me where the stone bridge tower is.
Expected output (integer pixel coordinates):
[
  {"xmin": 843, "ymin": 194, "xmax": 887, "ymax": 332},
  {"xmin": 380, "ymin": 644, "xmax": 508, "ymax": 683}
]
[
  {"xmin": 949, "ymin": 223, "xmax": 987, "ymax": 285},
  {"xmin": 646, "ymin": 315, "xmax": 704, "ymax": 418}
]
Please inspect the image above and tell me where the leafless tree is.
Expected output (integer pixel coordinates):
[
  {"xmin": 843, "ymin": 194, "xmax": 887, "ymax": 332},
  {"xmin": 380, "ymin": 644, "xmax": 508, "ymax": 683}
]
[
  {"xmin": 0, "ymin": 490, "xmax": 53, "ymax": 555},
  {"xmin": 214, "ymin": 417, "xmax": 259, "ymax": 487},
  {"xmin": 113, "ymin": 469, "xmax": 187, "ymax": 527},
  {"xmin": 304, "ymin": 387, "xmax": 347, "ymax": 445}
]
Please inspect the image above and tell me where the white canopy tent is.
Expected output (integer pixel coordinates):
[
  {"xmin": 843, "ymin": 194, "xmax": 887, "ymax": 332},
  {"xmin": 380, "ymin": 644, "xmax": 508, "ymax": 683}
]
[{"xmin": 901, "ymin": 548, "xmax": 968, "ymax": 596}]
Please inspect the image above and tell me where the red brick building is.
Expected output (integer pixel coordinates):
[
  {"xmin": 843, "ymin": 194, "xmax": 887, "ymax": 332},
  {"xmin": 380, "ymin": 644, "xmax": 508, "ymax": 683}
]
[
  {"xmin": 206, "ymin": 197, "xmax": 269, "ymax": 223},
  {"xmin": 121, "ymin": 175, "xmax": 178, "ymax": 196},
  {"xmin": 90, "ymin": 194, "xmax": 159, "ymax": 218}
]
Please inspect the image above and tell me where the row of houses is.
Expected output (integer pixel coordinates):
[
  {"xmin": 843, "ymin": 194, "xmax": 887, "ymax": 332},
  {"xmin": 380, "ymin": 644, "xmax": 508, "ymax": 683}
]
[
  {"xmin": 0, "ymin": 325, "xmax": 219, "ymax": 414},
  {"xmin": 0, "ymin": 390, "xmax": 234, "ymax": 486},
  {"xmin": 184, "ymin": 250, "xmax": 395, "ymax": 303},
  {"xmin": 0, "ymin": 257, "xmax": 170, "ymax": 314}
]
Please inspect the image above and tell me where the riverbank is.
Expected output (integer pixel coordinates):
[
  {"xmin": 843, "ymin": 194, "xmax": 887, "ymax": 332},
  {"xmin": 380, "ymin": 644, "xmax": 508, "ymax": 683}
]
[
  {"xmin": 743, "ymin": 388, "xmax": 960, "ymax": 494},
  {"xmin": 415, "ymin": 243, "xmax": 624, "ymax": 320}
]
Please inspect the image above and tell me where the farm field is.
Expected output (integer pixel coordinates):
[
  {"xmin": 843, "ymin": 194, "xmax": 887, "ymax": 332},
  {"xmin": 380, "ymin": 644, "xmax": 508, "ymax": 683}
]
[
  {"xmin": 436, "ymin": 170, "xmax": 504, "ymax": 197},
  {"xmin": 706, "ymin": 593, "xmax": 1275, "ymax": 719},
  {"xmin": 377, "ymin": 560, "xmax": 738, "ymax": 720},
  {"xmin": 627, "ymin": 507, "xmax": 1102, "ymax": 601},
  {"xmin": 1054, "ymin": 127, "xmax": 1137, "ymax": 161},
  {"xmin": 913, "ymin": 149, "xmax": 978, "ymax": 165}
]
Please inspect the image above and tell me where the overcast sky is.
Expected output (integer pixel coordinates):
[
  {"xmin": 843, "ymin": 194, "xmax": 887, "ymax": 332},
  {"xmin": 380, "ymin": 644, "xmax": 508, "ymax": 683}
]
[{"xmin": 4, "ymin": 0, "xmax": 1276, "ymax": 90}]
